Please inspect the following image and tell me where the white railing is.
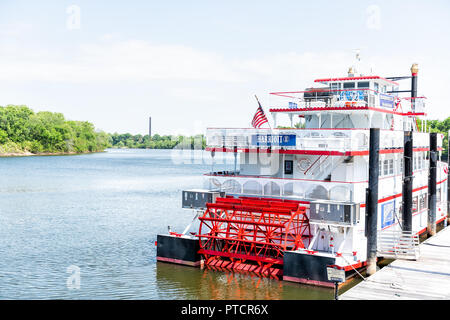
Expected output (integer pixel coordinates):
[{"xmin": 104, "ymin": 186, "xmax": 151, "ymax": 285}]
[
  {"xmin": 377, "ymin": 230, "xmax": 420, "ymax": 260},
  {"xmin": 203, "ymin": 174, "xmax": 356, "ymax": 202},
  {"xmin": 206, "ymin": 128, "xmax": 407, "ymax": 152}
]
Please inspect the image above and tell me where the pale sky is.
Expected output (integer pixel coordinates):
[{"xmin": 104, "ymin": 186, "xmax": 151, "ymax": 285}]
[{"xmin": 1, "ymin": 0, "xmax": 449, "ymax": 135}]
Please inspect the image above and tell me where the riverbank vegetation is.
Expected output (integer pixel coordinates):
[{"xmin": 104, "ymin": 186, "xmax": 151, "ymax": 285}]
[
  {"xmin": 109, "ymin": 133, "xmax": 206, "ymax": 149},
  {"xmin": 0, "ymin": 105, "xmax": 206, "ymax": 156},
  {"xmin": 2, "ymin": 104, "xmax": 449, "ymax": 157},
  {"xmin": 0, "ymin": 105, "xmax": 111, "ymax": 155},
  {"xmin": 420, "ymin": 117, "xmax": 450, "ymax": 160}
]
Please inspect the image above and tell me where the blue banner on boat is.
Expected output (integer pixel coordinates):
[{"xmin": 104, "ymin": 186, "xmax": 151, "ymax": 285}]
[
  {"xmin": 380, "ymin": 93, "xmax": 394, "ymax": 108},
  {"xmin": 251, "ymin": 134, "xmax": 296, "ymax": 147},
  {"xmin": 288, "ymin": 102, "xmax": 298, "ymax": 109},
  {"xmin": 381, "ymin": 200, "xmax": 395, "ymax": 229},
  {"xmin": 339, "ymin": 90, "xmax": 365, "ymax": 101}
]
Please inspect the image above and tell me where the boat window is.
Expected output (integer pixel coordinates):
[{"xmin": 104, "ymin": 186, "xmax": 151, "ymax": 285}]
[
  {"xmin": 243, "ymin": 180, "xmax": 262, "ymax": 195},
  {"xmin": 283, "ymin": 183, "xmax": 294, "ymax": 196},
  {"xmin": 284, "ymin": 160, "xmax": 293, "ymax": 175},
  {"xmin": 374, "ymin": 83, "xmax": 379, "ymax": 94},
  {"xmin": 388, "ymin": 159, "xmax": 394, "ymax": 175},
  {"xmin": 330, "ymin": 83, "xmax": 341, "ymax": 91},
  {"xmin": 357, "ymin": 81, "xmax": 370, "ymax": 88},
  {"xmin": 412, "ymin": 196, "xmax": 418, "ymax": 213},
  {"xmin": 379, "ymin": 160, "xmax": 383, "ymax": 176},
  {"xmin": 419, "ymin": 193, "xmax": 427, "ymax": 210},
  {"xmin": 383, "ymin": 160, "xmax": 389, "ymax": 175},
  {"xmin": 264, "ymin": 181, "xmax": 281, "ymax": 196},
  {"xmin": 343, "ymin": 82, "xmax": 355, "ymax": 89}
]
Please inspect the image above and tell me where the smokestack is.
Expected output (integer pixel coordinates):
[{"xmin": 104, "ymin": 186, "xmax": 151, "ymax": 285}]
[
  {"xmin": 411, "ymin": 63, "xmax": 418, "ymax": 111},
  {"xmin": 149, "ymin": 117, "xmax": 152, "ymax": 138}
]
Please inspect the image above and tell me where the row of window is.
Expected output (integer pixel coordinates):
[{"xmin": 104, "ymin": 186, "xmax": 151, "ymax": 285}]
[
  {"xmin": 379, "ymin": 159, "xmax": 395, "ymax": 176},
  {"xmin": 378, "ymin": 153, "xmax": 427, "ymax": 177},
  {"xmin": 329, "ymin": 82, "xmax": 397, "ymax": 94},
  {"xmin": 411, "ymin": 188, "xmax": 444, "ymax": 213},
  {"xmin": 412, "ymin": 193, "xmax": 428, "ymax": 213},
  {"xmin": 413, "ymin": 153, "xmax": 427, "ymax": 171},
  {"xmin": 331, "ymin": 81, "xmax": 371, "ymax": 90}
]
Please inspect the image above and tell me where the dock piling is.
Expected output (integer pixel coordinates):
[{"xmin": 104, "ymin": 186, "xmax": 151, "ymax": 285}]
[
  {"xmin": 403, "ymin": 131, "xmax": 413, "ymax": 232},
  {"xmin": 366, "ymin": 128, "xmax": 380, "ymax": 276},
  {"xmin": 447, "ymin": 130, "xmax": 450, "ymax": 225},
  {"xmin": 428, "ymin": 132, "xmax": 437, "ymax": 237}
]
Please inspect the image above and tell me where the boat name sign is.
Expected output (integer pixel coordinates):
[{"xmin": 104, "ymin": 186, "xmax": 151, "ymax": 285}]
[{"xmin": 251, "ymin": 134, "xmax": 296, "ymax": 147}]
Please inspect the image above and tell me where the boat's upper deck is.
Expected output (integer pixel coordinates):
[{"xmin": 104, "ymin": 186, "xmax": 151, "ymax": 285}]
[
  {"xmin": 206, "ymin": 69, "xmax": 434, "ymax": 155},
  {"xmin": 269, "ymin": 76, "xmax": 426, "ymax": 126},
  {"xmin": 205, "ymin": 128, "xmax": 437, "ymax": 156}
]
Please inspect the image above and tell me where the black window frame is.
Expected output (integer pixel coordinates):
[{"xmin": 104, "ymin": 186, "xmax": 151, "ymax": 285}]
[{"xmin": 284, "ymin": 160, "xmax": 294, "ymax": 175}]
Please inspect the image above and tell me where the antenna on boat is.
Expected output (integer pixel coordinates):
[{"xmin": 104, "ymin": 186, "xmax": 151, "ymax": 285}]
[{"xmin": 352, "ymin": 48, "xmax": 361, "ymax": 76}]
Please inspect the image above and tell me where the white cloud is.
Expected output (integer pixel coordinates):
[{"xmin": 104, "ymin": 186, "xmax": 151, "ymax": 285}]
[
  {"xmin": 0, "ymin": 22, "xmax": 33, "ymax": 37},
  {"xmin": 0, "ymin": 40, "xmax": 243, "ymax": 83},
  {"xmin": 0, "ymin": 38, "xmax": 448, "ymax": 136}
]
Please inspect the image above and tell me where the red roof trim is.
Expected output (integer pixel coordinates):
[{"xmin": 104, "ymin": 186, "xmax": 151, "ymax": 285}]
[
  {"xmin": 205, "ymin": 147, "xmax": 429, "ymax": 156},
  {"xmin": 269, "ymin": 106, "xmax": 426, "ymax": 117},
  {"xmin": 314, "ymin": 76, "xmax": 399, "ymax": 86}
]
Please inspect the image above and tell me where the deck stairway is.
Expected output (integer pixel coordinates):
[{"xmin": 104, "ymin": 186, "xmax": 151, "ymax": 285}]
[
  {"xmin": 306, "ymin": 155, "xmax": 345, "ymax": 181},
  {"xmin": 377, "ymin": 230, "xmax": 420, "ymax": 260}
]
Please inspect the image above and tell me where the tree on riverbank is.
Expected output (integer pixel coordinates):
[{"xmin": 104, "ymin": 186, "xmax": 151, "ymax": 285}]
[
  {"xmin": 419, "ymin": 117, "xmax": 450, "ymax": 160},
  {"xmin": 109, "ymin": 133, "xmax": 206, "ymax": 149},
  {"xmin": 0, "ymin": 105, "xmax": 205, "ymax": 155},
  {"xmin": 0, "ymin": 105, "xmax": 111, "ymax": 154}
]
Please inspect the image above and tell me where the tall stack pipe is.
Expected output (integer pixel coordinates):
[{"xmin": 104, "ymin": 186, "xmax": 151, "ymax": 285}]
[
  {"xmin": 366, "ymin": 128, "xmax": 380, "ymax": 276},
  {"xmin": 428, "ymin": 133, "xmax": 437, "ymax": 236},
  {"xmin": 402, "ymin": 64, "xmax": 419, "ymax": 231},
  {"xmin": 411, "ymin": 64, "xmax": 418, "ymax": 113},
  {"xmin": 149, "ymin": 116, "xmax": 152, "ymax": 138}
]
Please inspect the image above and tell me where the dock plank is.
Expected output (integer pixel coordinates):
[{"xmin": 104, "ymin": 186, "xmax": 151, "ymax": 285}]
[{"xmin": 340, "ymin": 225, "xmax": 450, "ymax": 300}]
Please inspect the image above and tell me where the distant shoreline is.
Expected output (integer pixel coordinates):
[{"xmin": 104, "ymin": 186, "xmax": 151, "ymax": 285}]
[{"xmin": 0, "ymin": 150, "xmax": 105, "ymax": 158}]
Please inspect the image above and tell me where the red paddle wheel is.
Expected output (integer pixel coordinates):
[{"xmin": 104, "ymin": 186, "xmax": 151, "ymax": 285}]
[{"xmin": 197, "ymin": 197, "xmax": 310, "ymax": 278}]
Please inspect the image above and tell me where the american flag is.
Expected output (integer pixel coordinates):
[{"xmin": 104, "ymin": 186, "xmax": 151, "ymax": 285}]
[{"xmin": 251, "ymin": 97, "xmax": 269, "ymax": 128}]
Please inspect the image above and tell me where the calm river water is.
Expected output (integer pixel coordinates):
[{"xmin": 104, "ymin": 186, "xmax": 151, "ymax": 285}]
[{"xmin": 0, "ymin": 149, "xmax": 337, "ymax": 299}]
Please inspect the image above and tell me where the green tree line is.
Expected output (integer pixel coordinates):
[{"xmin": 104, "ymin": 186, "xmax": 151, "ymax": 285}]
[
  {"xmin": 3, "ymin": 105, "xmax": 449, "ymax": 156},
  {"xmin": 0, "ymin": 105, "xmax": 110, "ymax": 154},
  {"xmin": 0, "ymin": 105, "xmax": 206, "ymax": 155},
  {"xmin": 419, "ymin": 117, "xmax": 450, "ymax": 160},
  {"xmin": 109, "ymin": 133, "xmax": 206, "ymax": 149}
]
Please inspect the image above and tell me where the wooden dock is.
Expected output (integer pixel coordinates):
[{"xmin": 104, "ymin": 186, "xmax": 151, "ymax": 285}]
[{"xmin": 340, "ymin": 225, "xmax": 450, "ymax": 300}]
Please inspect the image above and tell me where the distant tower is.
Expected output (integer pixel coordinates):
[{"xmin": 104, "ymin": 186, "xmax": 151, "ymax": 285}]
[{"xmin": 149, "ymin": 117, "xmax": 152, "ymax": 138}]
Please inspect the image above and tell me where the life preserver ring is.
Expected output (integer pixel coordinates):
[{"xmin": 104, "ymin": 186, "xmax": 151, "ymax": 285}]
[{"xmin": 297, "ymin": 157, "xmax": 311, "ymax": 172}]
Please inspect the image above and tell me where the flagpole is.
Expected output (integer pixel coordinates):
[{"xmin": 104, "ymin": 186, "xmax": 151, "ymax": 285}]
[{"xmin": 254, "ymin": 95, "xmax": 272, "ymax": 130}]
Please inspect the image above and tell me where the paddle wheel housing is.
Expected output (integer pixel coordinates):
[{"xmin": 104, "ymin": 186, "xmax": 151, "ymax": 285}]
[{"xmin": 197, "ymin": 197, "xmax": 310, "ymax": 277}]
